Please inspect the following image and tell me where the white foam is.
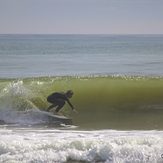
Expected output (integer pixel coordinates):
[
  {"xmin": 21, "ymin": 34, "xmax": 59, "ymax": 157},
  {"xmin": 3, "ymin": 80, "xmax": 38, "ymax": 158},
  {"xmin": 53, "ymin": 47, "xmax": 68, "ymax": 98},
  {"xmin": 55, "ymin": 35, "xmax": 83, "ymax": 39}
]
[
  {"xmin": 0, "ymin": 80, "xmax": 38, "ymax": 112},
  {"xmin": 0, "ymin": 109, "xmax": 72, "ymax": 125},
  {"xmin": 2, "ymin": 80, "xmax": 29, "ymax": 96},
  {"xmin": 0, "ymin": 129, "xmax": 163, "ymax": 162}
]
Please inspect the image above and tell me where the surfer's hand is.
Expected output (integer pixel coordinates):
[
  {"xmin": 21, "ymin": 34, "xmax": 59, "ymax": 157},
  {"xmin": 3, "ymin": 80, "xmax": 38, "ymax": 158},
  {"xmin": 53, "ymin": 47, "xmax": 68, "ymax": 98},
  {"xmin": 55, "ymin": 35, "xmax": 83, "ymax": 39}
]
[{"xmin": 72, "ymin": 108, "xmax": 78, "ymax": 113}]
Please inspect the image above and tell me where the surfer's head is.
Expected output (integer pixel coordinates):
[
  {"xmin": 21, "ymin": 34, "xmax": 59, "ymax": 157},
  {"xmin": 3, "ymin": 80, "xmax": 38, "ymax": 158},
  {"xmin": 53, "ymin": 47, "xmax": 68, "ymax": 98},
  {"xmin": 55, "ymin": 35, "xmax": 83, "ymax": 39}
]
[{"xmin": 66, "ymin": 90, "xmax": 73, "ymax": 98}]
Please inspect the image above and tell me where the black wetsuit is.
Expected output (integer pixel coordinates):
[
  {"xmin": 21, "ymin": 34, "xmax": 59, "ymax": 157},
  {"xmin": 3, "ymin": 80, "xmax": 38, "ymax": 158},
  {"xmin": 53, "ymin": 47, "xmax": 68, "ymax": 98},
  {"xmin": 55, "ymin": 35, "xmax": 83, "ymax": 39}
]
[{"xmin": 47, "ymin": 92, "xmax": 73, "ymax": 112}]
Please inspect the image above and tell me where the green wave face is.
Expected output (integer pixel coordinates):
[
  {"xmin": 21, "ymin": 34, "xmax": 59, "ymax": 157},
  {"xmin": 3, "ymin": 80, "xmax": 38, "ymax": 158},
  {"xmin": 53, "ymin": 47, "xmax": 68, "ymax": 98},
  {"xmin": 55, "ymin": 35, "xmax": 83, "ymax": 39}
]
[{"xmin": 1, "ymin": 76, "xmax": 163, "ymax": 129}]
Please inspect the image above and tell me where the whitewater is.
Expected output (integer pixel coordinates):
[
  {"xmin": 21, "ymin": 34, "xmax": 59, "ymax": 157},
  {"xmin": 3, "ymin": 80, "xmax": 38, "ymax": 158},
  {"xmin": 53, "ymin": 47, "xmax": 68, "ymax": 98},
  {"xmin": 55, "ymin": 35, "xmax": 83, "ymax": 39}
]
[
  {"xmin": 0, "ymin": 34, "xmax": 163, "ymax": 162},
  {"xmin": 1, "ymin": 128, "xmax": 163, "ymax": 163}
]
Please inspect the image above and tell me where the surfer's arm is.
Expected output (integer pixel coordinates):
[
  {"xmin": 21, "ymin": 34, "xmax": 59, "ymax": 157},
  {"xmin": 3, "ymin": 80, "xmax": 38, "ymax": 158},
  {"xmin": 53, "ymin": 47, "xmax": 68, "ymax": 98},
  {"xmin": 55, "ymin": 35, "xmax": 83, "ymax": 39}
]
[{"xmin": 66, "ymin": 99, "xmax": 74, "ymax": 110}]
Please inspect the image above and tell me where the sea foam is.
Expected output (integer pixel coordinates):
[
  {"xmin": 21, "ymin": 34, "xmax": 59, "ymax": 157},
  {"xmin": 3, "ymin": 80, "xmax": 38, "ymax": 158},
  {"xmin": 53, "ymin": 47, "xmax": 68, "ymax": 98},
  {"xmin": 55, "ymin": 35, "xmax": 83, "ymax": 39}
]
[{"xmin": 0, "ymin": 129, "xmax": 163, "ymax": 163}]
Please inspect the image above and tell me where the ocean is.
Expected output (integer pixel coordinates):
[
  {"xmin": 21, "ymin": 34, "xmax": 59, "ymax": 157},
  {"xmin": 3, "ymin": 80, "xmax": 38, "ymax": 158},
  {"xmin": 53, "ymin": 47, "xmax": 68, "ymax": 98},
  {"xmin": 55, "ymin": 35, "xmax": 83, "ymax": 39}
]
[{"xmin": 0, "ymin": 34, "xmax": 163, "ymax": 162}]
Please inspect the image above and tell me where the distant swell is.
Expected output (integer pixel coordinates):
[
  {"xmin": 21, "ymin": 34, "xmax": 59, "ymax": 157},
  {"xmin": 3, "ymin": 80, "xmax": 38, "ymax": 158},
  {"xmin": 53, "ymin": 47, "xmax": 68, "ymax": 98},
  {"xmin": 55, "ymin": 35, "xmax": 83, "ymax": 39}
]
[{"xmin": 0, "ymin": 75, "xmax": 163, "ymax": 129}]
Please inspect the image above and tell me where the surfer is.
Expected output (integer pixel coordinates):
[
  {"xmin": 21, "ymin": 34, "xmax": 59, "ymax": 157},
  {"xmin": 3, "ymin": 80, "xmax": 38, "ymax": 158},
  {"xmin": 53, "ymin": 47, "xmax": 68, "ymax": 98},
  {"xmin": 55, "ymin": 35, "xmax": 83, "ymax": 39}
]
[{"xmin": 47, "ymin": 90, "xmax": 75, "ymax": 113}]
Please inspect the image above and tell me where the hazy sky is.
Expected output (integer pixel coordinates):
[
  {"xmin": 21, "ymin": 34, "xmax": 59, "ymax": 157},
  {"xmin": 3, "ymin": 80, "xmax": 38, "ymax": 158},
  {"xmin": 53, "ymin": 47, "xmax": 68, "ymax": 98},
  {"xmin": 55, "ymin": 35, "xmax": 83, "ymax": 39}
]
[{"xmin": 0, "ymin": 0, "xmax": 163, "ymax": 34}]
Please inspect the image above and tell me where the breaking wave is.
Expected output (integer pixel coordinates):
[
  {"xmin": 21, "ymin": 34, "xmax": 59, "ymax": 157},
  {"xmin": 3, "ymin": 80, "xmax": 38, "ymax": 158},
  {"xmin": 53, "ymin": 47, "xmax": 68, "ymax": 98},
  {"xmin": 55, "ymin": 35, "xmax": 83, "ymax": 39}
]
[{"xmin": 0, "ymin": 75, "xmax": 163, "ymax": 129}]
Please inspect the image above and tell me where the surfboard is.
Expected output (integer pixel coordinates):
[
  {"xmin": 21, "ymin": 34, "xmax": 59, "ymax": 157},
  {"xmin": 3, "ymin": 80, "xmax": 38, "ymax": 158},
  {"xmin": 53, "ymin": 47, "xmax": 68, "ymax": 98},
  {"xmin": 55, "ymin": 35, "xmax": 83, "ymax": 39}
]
[{"xmin": 37, "ymin": 110, "xmax": 73, "ymax": 125}]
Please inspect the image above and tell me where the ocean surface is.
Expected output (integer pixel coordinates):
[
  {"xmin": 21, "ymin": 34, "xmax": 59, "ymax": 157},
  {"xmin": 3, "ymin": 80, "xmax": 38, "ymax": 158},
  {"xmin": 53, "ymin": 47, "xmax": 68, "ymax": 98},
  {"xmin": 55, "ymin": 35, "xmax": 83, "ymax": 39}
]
[{"xmin": 0, "ymin": 34, "xmax": 163, "ymax": 162}]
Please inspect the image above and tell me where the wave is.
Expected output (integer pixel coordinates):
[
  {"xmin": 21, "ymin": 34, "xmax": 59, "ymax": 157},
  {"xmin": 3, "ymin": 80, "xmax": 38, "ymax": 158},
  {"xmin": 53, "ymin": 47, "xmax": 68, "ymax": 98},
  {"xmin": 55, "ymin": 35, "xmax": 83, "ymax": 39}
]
[{"xmin": 0, "ymin": 75, "xmax": 163, "ymax": 129}]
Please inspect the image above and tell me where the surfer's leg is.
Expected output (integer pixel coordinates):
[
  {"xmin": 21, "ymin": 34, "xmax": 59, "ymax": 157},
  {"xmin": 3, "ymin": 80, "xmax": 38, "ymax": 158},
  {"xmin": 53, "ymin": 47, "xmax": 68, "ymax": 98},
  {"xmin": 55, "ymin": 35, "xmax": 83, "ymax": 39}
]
[
  {"xmin": 47, "ymin": 98, "xmax": 59, "ymax": 111},
  {"xmin": 47, "ymin": 104, "xmax": 56, "ymax": 111},
  {"xmin": 55, "ymin": 101, "xmax": 65, "ymax": 113}
]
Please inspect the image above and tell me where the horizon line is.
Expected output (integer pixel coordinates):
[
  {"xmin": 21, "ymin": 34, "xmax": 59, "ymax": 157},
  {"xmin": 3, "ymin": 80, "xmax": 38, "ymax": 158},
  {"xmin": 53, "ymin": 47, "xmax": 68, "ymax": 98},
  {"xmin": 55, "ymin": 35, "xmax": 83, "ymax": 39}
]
[{"xmin": 0, "ymin": 33, "xmax": 163, "ymax": 35}]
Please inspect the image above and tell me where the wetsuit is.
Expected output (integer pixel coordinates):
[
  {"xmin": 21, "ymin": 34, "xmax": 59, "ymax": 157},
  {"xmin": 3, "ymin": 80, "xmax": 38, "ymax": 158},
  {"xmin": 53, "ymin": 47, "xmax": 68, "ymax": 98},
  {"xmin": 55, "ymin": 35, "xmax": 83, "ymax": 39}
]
[{"xmin": 47, "ymin": 92, "xmax": 73, "ymax": 112}]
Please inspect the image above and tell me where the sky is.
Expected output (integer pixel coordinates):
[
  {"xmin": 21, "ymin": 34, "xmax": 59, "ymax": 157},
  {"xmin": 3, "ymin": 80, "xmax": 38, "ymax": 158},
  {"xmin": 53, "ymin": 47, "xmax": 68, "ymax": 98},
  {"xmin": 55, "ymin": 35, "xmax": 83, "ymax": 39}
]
[{"xmin": 0, "ymin": 0, "xmax": 163, "ymax": 34}]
